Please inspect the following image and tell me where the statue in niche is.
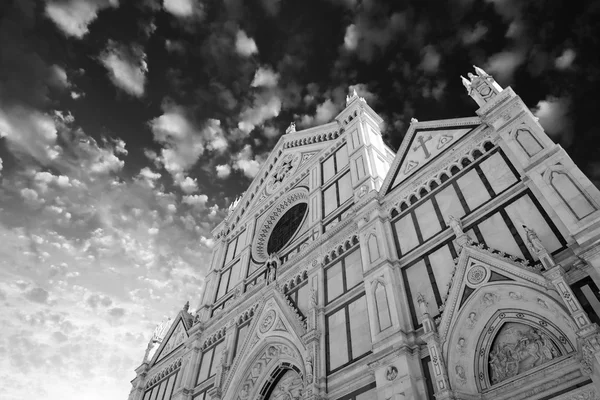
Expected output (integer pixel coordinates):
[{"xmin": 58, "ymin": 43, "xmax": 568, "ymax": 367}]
[
  {"xmin": 522, "ymin": 225, "xmax": 545, "ymax": 255},
  {"xmin": 386, "ymin": 365, "xmax": 398, "ymax": 381},
  {"xmin": 488, "ymin": 322, "xmax": 560, "ymax": 385},
  {"xmin": 266, "ymin": 253, "xmax": 280, "ymax": 284},
  {"xmin": 447, "ymin": 215, "xmax": 465, "ymax": 238}
]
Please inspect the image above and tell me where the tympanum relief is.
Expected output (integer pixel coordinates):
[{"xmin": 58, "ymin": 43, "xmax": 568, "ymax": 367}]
[
  {"xmin": 267, "ymin": 369, "xmax": 303, "ymax": 400},
  {"xmin": 488, "ymin": 322, "xmax": 560, "ymax": 385}
]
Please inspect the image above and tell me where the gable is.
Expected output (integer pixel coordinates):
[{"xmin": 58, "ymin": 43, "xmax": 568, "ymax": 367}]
[
  {"xmin": 383, "ymin": 117, "xmax": 481, "ymax": 194},
  {"xmin": 152, "ymin": 317, "xmax": 189, "ymax": 364},
  {"xmin": 214, "ymin": 123, "xmax": 344, "ymax": 241}
]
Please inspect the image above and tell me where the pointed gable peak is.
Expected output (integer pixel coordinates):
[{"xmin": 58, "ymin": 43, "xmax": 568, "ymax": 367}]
[{"xmin": 149, "ymin": 313, "xmax": 190, "ymax": 366}]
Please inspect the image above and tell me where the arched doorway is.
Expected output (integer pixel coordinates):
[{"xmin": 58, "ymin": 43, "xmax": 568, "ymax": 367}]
[{"xmin": 258, "ymin": 363, "xmax": 303, "ymax": 400}]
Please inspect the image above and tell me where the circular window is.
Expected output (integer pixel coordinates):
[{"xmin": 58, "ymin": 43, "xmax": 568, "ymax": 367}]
[{"xmin": 267, "ymin": 203, "xmax": 308, "ymax": 255}]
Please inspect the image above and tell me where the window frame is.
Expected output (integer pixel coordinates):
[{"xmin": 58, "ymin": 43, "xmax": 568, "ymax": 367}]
[
  {"xmin": 143, "ymin": 368, "xmax": 179, "ymax": 400},
  {"xmin": 325, "ymin": 292, "xmax": 372, "ymax": 374},
  {"xmin": 324, "ymin": 246, "xmax": 363, "ymax": 304},
  {"xmin": 195, "ymin": 340, "xmax": 225, "ymax": 385}
]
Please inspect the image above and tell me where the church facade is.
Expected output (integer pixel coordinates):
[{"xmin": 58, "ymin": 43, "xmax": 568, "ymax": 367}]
[{"xmin": 128, "ymin": 67, "xmax": 600, "ymax": 400}]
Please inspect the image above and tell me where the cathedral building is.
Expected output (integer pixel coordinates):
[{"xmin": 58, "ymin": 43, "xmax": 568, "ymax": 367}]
[{"xmin": 128, "ymin": 67, "xmax": 600, "ymax": 400}]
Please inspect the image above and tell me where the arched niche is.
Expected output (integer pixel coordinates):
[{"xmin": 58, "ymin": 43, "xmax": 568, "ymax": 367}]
[{"xmin": 444, "ymin": 282, "xmax": 579, "ymax": 398}]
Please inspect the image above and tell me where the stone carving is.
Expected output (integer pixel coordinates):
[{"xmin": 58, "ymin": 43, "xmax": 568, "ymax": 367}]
[
  {"xmin": 467, "ymin": 312, "xmax": 478, "ymax": 328},
  {"xmin": 386, "ymin": 365, "xmax": 398, "ymax": 381},
  {"xmin": 260, "ymin": 310, "xmax": 276, "ymax": 333},
  {"xmin": 509, "ymin": 291, "xmax": 523, "ymax": 300},
  {"xmin": 537, "ymin": 298, "xmax": 549, "ymax": 309},
  {"xmin": 305, "ymin": 353, "xmax": 314, "ymax": 383},
  {"xmin": 310, "ymin": 287, "xmax": 318, "ymax": 308},
  {"xmin": 482, "ymin": 292, "xmax": 499, "ymax": 307},
  {"xmin": 455, "ymin": 365, "xmax": 467, "ymax": 385},
  {"xmin": 457, "ymin": 338, "xmax": 466, "ymax": 355},
  {"xmin": 522, "ymin": 225, "xmax": 545, "ymax": 255},
  {"xmin": 467, "ymin": 265, "xmax": 487, "ymax": 286},
  {"xmin": 488, "ymin": 322, "xmax": 560, "ymax": 385},
  {"xmin": 266, "ymin": 153, "xmax": 300, "ymax": 194},
  {"xmin": 269, "ymin": 369, "xmax": 304, "ymax": 400},
  {"xmin": 447, "ymin": 215, "xmax": 464, "ymax": 236}
]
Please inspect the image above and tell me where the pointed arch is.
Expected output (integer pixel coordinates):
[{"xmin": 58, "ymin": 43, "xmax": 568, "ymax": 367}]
[{"xmin": 373, "ymin": 281, "xmax": 392, "ymax": 332}]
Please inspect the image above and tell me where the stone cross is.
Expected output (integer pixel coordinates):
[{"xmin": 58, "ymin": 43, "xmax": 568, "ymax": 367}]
[{"xmin": 412, "ymin": 135, "xmax": 432, "ymax": 158}]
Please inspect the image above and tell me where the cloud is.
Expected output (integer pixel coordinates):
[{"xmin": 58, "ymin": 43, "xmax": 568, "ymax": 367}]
[
  {"xmin": 86, "ymin": 294, "xmax": 113, "ymax": 308},
  {"xmin": 108, "ymin": 307, "xmax": 126, "ymax": 318},
  {"xmin": 260, "ymin": 0, "xmax": 281, "ymax": 15},
  {"xmin": 299, "ymin": 99, "xmax": 340, "ymax": 128},
  {"xmin": 163, "ymin": 0, "xmax": 196, "ymax": 17},
  {"xmin": 0, "ymin": 157, "xmax": 3, "ymax": 174},
  {"xmin": 182, "ymin": 194, "xmax": 208, "ymax": 207},
  {"xmin": 343, "ymin": 24, "xmax": 359, "ymax": 51},
  {"xmin": 24, "ymin": 287, "xmax": 50, "ymax": 304},
  {"xmin": 555, "ymin": 49, "xmax": 576, "ymax": 70},
  {"xmin": 179, "ymin": 176, "xmax": 198, "ymax": 193},
  {"xmin": 238, "ymin": 94, "xmax": 282, "ymax": 133},
  {"xmin": 216, "ymin": 164, "xmax": 231, "ymax": 179},
  {"xmin": 235, "ymin": 30, "xmax": 258, "ymax": 57},
  {"xmin": 420, "ymin": 45, "xmax": 441, "ymax": 73},
  {"xmin": 484, "ymin": 49, "xmax": 526, "ymax": 84},
  {"xmin": 45, "ymin": 0, "xmax": 119, "ymax": 38},
  {"xmin": 251, "ymin": 66, "xmax": 279, "ymax": 88},
  {"xmin": 234, "ymin": 144, "xmax": 262, "ymax": 178},
  {"xmin": 461, "ymin": 23, "xmax": 488, "ymax": 45},
  {"xmin": 99, "ymin": 41, "xmax": 148, "ymax": 97},
  {"xmin": 533, "ymin": 96, "xmax": 573, "ymax": 144},
  {"xmin": 342, "ymin": 12, "xmax": 405, "ymax": 62},
  {"xmin": 0, "ymin": 106, "xmax": 58, "ymax": 162}
]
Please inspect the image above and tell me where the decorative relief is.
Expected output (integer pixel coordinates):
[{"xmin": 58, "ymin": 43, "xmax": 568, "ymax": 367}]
[
  {"xmin": 386, "ymin": 365, "xmax": 398, "ymax": 381},
  {"xmin": 467, "ymin": 312, "xmax": 478, "ymax": 328},
  {"xmin": 268, "ymin": 369, "xmax": 304, "ymax": 400},
  {"xmin": 456, "ymin": 337, "xmax": 466, "ymax": 355},
  {"xmin": 466, "ymin": 265, "xmax": 487, "ymax": 286},
  {"xmin": 260, "ymin": 310, "xmax": 276, "ymax": 333},
  {"xmin": 455, "ymin": 365, "xmax": 467, "ymax": 385},
  {"xmin": 266, "ymin": 153, "xmax": 301, "ymax": 195},
  {"xmin": 482, "ymin": 292, "xmax": 500, "ymax": 308},
  {"xmin": 488, "ymin": 322, "xmax": 561, "ymax": 385}
]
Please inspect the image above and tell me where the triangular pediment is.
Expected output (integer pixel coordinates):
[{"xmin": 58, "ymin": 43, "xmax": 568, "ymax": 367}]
[
  {"xmin": 437, "ymin": 243, "xmax": 552, "ymax": 344},
  {"xmin": 150, "ymin": 315, "xmax": 189, "ymax": 365},
  {"xmin": 214, "ymin": 122, "xmax": 345, "ymax": 240},
  {"xmin": 382, "ymin": 117, "xmax": 482, "ymax": 194},
  {"xmin": 223, "ymin": 289, "xmax": 308, "ymax": 395}
]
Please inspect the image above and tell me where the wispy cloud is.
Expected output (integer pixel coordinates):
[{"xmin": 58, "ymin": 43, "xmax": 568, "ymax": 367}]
[
  {"xmin": 45, "ymin": 0, "xmax": 119, "ymax": 39},
  {"xmin": 99, "ymin": 42, "xmax": 148, "ymax": 97}
]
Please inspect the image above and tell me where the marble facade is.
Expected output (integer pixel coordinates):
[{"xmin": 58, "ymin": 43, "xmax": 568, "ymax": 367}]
[{"xmin": 128, "ymin": 67, "xmax": 600, "ymax": 400}]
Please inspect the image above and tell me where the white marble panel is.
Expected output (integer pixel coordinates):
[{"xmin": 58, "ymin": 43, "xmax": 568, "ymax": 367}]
[
  {"xmin": 457, "ymin": 169, "xmax": 491, "ymax": 211},
  {"xmin": 394, "ymin": 214, "xmax": 419, "ymax": 255},
  {"xmin": 479, "ymin": 153, "xmax": 518, "ymax": 195},
  {"xmin": 504, "ymin": 195, "xmax": 562, "ymax": 253},
  {"xmin": 327, "ymin": 308, "xmax": 349, "ymax": 370},
  {"xmin": 323, "ymin": 155, "xmax": 335, "ymax": 183},
  {"xmin": 326, "ymin": 261, "xmax": 343, "ymax": 302},
  {"xmin": 415, "ymin": 200, "xmax": 442, "ymax": 241},
  {"xmin": 338, "ymin": 173, "xmax": 353, "ymax": 204},
  {"xmin": 337, "ymin": 144, "xmax": 349, "ymax": 170},
  {"xmin": 405, "ymin": 260, "xmax": 439, "ymax": 319},
  {"xmin": 345, "ymin": 249, "xmax": 363, "ymax": 289},
  {"xmin": 348, "ymin": 296, "xmax": 371, "ymax": 357},
  {"xmin": 428, "ymin": 245, "xmax": 454, "ymax": 297},
  {"xmin": 323, "ymin": 185, "xmax": 337, "ymax": 216},
  {"xmin": 435, "ymin": 184, "xmax": 466, "ymax": 221},
  {"xmin": 478, "ymin": 212, "xmax": 524, "ymax": 258}
]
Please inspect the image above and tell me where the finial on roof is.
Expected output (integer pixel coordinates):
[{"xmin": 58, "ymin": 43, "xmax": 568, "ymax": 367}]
[
  {"xmin": 410, "ymin": 117, "xmax": 418, "ymax": 124},
  {"xmin": 473, "ymin": 65, "xmax": 489, "ymax": 77},
  {"xmin": 461, "ymin": 75, "xmax": 471, "ymax": 91},
  {"xmin": 183, "ymin": 301, "xmax": 190, "ymax": 313},
  {"xmin": 285, "ymin": 121, "xmax": 296, "ymax": 134},
  {"xmin": 346, "ymin": 87, "xmax": 359, "ymax": 106}
]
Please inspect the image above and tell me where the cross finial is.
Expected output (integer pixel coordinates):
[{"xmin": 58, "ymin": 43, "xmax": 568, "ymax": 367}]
[
  {"xmin": 346, "ymin": 87, "xmax": 359, "ymax": 106},
  {"xmin": 473, "ymin": 65, "xmax": 489, "ymax": 77},
  {"xmin": 410, "ymin": 117, "xmax": 418, "ymax": 124},
  {"xmin": 183, "ymin": 301, "xmax": 190, "ymax": 313}
]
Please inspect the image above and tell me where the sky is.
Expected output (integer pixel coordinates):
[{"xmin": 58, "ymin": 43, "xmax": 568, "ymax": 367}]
[{"xmin": 0, "ymin": 0, "xmax": 599, "ymax": 399}]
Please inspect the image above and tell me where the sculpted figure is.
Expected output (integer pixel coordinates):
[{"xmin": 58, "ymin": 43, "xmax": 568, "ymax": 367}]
[
  {"xmin": 522, "ymin": 225, "xmax": 545, "ymax": 255},
  {"xmin": 447, "ymin": 215, "xmax": 464, "ymax": 237}
]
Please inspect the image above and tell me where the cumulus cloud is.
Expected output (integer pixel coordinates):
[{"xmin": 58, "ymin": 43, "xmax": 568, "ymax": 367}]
[
  {"xmin": 163, "ymin": 0, "xmax": 196, "ymax": 17},
  {"xmin": 0, "ymin": 106, "xmax": 58, "ymax": 162},
  {"xmin": 179, "ymin": 176, "xmax": 198, "ymax": 194},
  {"xmin": 299, "ymin": 99, "xmax": 340, "ymax": 128},
  {"xmin": 251, "ymin": 66, "xmax": 279, "ymax": 88},
  {"xmin": 45, "ymin": 0, "xmax": 119, "ymax": 38},
  {"xmin": 555, "ymin": 49, "xmax": 576, "ymax": 70},
  {"xmin": 461, "ymin": 23, "xmax": 488, "ymax": 45},
  {"xmin": 234, "ymin": 144, "xmax": 262, "ymax": 178},
  {"xmin": 420, "ymin": 46, "xmax": 441, "ymax": 73},
  {"xmin": 342, "ymin": 12, "xmax": 405, "ymax": 62},
  {"xmin": 235, "ymin": 30, "xmax": 258, "ymax": 57},
  {"xmin": 533, "ymin": 96, "xmax": 573, "ymax": 144},
  {"xmin": 99, "ymin": 41, "xmax": 148, "ymax": 97},
  {"xmin": 182, "ymin": 194, "xmax": 208, "ymax": 207},
  {"xmin": 238, "ymin": 94, "xmax": 282, "ymax": 133},
  {"xmin": 484, "ymin": 49, "xmax": 526, "ymax": 83},
  {"xmin": 216, "ymin": 164, "xmax": 231, "ymax": 179},
  {"xmin": 0, "ymin": 157, "xmax": 3, "ymax": 175},
  {"xmin": 343, "ymin": 24, "xmax": 359, "ymax": 51}
]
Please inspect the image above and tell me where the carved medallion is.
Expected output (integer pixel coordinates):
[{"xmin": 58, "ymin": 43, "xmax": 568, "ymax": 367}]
[
  {"xmin": 467, "ymin": 265, "xmax": 487, "ymax": 286},
  {"xmin": 386, "ymin": 365, "xmax": 398, "ymax": 381},
  {"xmin": 260, "ymin": 310, "xmax": 276, "ymax": 333},
  {"xmin": 266, "ymin": 153, "xmax": 300, "ymax": 194}
]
